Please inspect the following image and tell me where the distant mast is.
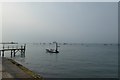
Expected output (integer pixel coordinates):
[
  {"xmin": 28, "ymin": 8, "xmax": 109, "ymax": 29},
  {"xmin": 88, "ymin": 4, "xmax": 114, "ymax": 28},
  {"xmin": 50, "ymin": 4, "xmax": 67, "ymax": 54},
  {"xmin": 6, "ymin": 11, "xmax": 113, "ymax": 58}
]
[{"xmin": 55, "ymin": 42, "xmax": 58, "ymax": 52}]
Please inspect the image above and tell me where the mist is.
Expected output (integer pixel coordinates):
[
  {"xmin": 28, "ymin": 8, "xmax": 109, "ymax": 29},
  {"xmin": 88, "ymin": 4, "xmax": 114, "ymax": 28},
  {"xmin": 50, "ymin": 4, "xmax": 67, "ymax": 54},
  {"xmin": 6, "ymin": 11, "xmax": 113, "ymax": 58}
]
[{"xmin": 2, "ymin": 2, "xmax": 118, "ymax": 43}]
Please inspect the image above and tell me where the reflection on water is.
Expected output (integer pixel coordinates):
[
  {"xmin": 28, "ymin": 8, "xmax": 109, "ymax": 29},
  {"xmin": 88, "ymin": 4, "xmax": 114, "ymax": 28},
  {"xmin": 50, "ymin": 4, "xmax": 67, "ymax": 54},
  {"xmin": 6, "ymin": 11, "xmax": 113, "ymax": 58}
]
[
  {"xmin": 4, "ymin": 43, "xmax": 118, "ymax": 78},
  {"xmin": 12, "ymin": 55, "xmax": 25, "ymax": 62},
  {"xmin": 46, "ymin": 53, "xmax": 58, "ymax": 62}
]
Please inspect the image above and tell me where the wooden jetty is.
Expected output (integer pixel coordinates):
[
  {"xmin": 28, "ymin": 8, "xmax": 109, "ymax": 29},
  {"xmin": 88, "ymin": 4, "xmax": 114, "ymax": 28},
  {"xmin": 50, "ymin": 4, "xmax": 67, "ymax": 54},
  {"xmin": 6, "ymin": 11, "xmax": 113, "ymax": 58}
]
[{"xmin": 0, "ymin": 43, "xmax": 26, "ymax": 57}]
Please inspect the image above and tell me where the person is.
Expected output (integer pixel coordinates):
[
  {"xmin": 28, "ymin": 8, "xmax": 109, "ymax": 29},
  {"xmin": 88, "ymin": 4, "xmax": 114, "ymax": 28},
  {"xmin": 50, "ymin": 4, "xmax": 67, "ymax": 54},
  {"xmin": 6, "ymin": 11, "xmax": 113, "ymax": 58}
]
[{"xmin": 50, "ymin": 49, "xmax": 54, "ymax": 52}]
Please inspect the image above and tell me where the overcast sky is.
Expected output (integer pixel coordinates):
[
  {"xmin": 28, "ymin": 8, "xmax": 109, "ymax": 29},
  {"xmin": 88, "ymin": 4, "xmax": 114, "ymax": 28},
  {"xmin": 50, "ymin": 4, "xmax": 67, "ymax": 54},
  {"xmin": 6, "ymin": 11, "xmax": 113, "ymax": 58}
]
[
  {"xmin": 0, "ymin": 0, "xmax": 119, "ymax": 2},
  {"xmin": 1, "ymin": 2, "xmax": 118, "ymax": 43},
  {"xmin": 0, "ymin": 3, "xmax": 2, "ymax": 43}
]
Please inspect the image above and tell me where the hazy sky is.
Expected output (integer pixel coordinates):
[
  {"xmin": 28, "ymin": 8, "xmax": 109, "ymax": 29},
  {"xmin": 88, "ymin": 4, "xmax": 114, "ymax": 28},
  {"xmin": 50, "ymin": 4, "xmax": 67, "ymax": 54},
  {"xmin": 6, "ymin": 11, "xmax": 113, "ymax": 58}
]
[
  {"xmin": 0, "ymin": 0, "xmax": 119, "ymax": 2},
  {"xmin": 0, "ymin": 3, "xmax": 2, "ymax": 43},
  {"xmin": 2, "ymin": 2, "xmax": 118, "ymax": 43}
]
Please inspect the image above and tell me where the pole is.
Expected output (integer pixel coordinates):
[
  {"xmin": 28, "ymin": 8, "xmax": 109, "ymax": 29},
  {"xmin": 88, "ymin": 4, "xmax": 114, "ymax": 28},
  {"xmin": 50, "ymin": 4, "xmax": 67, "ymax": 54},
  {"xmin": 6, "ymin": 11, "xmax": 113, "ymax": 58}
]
[{"xmin": 11, "ymin": 50, "xmax": 12, "ymax": 58}]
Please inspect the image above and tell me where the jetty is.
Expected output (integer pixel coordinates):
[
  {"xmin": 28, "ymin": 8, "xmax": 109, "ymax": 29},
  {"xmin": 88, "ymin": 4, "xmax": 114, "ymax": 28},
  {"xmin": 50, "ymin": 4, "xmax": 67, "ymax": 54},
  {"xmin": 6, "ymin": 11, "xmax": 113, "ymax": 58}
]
[
  {"xmin": 0, "ymin": 43, "xmax": 26, "ymax": 57},
  {"xmin": 0, "ymin": 42, "xmax": 43, "ymax": 79}
]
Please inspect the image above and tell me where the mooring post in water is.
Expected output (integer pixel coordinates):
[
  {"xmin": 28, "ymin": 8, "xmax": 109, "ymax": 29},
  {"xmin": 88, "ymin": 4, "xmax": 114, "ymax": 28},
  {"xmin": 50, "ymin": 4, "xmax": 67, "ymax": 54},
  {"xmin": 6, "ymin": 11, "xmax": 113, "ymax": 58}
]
[
  {"xmin": 2, "ymin": 50, "xmax": 4, "ymax": 57},
  {"xmin": 13, "ymin": 50, "xmax": 15, "ymax": 57},
  {"xmin": 0, "ymin": 51, "xmax": 1, "ymax": 57},
  {"xmin": 24, "ymin": 44, "xmax": 26, "ymax": 54},
  {"xmin": 11, "ymin": 50, "xmax": 13, "ymax": 58},
  {"xmin": 24, "ymin": 44, "xmax": 26, "ymax": 51},
  {"xmin": 20, "ymin": 45, "xmax": 23, "ymax": 57},
  {"xmin": 21, "ymin": 44, "xmax": 26, "ymax": 57}
]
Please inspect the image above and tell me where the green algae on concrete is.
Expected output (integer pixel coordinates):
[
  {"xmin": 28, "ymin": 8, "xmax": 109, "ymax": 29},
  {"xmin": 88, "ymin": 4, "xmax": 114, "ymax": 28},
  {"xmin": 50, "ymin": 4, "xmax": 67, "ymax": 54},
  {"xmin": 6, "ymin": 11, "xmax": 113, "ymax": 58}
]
[{"xmin": 5, "ymin": 58, "xmax": 44, "ymax": 80}]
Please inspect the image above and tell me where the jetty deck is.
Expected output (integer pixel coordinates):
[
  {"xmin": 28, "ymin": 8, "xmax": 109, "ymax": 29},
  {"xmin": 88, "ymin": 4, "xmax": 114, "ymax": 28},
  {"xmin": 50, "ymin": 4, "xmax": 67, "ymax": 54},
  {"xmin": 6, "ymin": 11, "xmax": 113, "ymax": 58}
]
[
  {"xmin": 1, "ymin": 58, "xmax": 43, "ymax": 80},
  {"xmin": 0, "ymin": 44, "xmax": 26, "ymax": 57}
]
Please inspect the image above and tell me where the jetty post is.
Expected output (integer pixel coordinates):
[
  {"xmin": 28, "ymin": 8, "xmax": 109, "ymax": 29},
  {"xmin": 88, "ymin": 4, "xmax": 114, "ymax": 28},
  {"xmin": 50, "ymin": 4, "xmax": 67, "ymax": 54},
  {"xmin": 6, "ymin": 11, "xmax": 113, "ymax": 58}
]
[{"xmin": 11, "ymin": 50, "xmax": 13, "ymax": 58}]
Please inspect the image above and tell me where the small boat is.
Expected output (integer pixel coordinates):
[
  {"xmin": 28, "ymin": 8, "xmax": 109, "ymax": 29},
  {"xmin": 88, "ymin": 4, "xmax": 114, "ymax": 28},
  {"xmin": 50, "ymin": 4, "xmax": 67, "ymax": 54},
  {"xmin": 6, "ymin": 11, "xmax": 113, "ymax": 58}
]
[{"xmin": 46, "ymin": 42, "xmax": 59, "ymax": 53}]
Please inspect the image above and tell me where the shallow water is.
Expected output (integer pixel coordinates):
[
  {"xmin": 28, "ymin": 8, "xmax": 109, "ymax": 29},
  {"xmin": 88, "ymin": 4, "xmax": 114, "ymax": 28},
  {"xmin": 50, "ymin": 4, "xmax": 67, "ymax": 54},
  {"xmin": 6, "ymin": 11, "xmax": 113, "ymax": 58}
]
[{"xmin": 3, "ymin": 43, "xmax": 118, "ymax": 78}]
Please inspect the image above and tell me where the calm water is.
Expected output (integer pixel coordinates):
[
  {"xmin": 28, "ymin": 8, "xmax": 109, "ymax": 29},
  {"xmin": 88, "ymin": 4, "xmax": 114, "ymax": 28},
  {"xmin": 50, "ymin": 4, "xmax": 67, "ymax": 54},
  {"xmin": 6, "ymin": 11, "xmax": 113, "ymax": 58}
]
[{"xmin": 4, "ymin": 43, "xmax": 118, "ymax": 78}]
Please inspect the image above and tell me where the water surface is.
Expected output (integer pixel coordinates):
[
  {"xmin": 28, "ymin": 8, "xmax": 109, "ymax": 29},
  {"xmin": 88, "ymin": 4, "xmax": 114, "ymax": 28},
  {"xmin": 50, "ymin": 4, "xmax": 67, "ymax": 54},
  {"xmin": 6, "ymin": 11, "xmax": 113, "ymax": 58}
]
[{"xmin": 4, "ymin": 43, "xmax": 118, "ymax": 78}]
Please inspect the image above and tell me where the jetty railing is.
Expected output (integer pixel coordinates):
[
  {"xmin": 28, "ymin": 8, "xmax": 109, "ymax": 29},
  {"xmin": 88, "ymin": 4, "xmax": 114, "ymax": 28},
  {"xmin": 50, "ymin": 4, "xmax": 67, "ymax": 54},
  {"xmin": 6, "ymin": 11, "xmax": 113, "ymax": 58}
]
[{"xmin": 0, "ymin": 44, "xmax": 26, "ymax": 58}]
